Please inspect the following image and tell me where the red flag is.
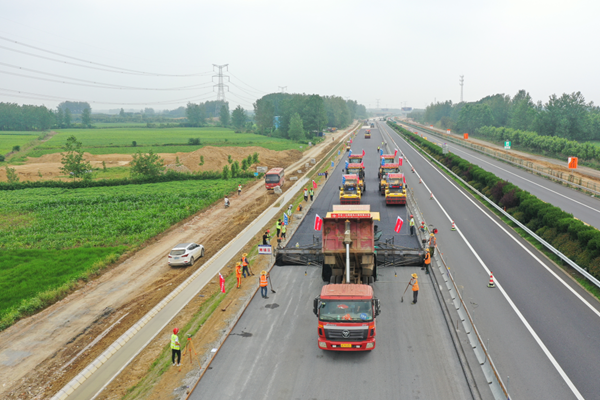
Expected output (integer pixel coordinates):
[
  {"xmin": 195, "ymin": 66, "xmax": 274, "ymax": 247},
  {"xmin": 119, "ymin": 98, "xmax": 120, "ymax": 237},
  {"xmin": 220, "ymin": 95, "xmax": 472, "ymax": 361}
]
[
  {"xmin": 399, "ymin": 157, "xmax": 403, "ymax": 166},
  {"xmin": 219, "ymin": 273, "xmax": 226, "ymax": 293},
  {"xmin": 362, "ymin": 149, "xmax": 365, "ymax": 157},
  {"xmin": 394, "ymin": 216, "xmax": 404, "ymax": 233},
  {"xmin": 350, "ymin": 139, "xmax": 353, "ymax": 144},
  {"xmin": 312, "ymin": 180, "xmax": 317, "ymax": 189},
  {"xmin": 361, "ymin": 162, "xmax": 364, "ymax": 168},
  {"xmin": 394, "ymin": 149, "xmax": 398, "ymax": 158},
  {"xmin": 314, "ymin": 214, "xmax": 323, "ymax": 231}
]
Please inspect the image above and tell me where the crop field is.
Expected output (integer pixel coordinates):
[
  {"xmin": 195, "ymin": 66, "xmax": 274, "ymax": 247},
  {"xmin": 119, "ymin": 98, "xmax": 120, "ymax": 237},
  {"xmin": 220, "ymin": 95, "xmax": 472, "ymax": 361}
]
[
  {"xmin": 0, "ymin": 131, "xmax": 43, "ymax": 155},
  {"xmin": 25, "ymin": 127, "xmax": 303, "ymax": 157},
  {"xmin": 0, "ymin": 178, "xmax": 251, "ymax": 321}
]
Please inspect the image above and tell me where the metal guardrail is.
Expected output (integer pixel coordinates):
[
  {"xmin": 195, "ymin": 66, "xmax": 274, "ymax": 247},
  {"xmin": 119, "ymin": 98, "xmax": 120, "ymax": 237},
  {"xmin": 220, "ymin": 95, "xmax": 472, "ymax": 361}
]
[
  {"xmin": 401, "ymin": 121, "xmax": 600, "ymax": 197},
  {"xmin": 396, "ymin": 123, "xmax": 600, "ymax": 291}
]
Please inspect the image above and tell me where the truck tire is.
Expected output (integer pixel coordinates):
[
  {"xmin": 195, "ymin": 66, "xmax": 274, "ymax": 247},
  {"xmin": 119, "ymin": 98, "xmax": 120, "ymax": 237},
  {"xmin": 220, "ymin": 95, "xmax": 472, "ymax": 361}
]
[
  {"xmin": 336, "ymin": 275, "xmax": 343, "ymax": 284},
  {"xmin": 330, "ymin": 275, "xmax": 337, "ymax": 284},
  {"xmin": 322, "ymin": 264, "xmax": 332, "ymax": 282}
]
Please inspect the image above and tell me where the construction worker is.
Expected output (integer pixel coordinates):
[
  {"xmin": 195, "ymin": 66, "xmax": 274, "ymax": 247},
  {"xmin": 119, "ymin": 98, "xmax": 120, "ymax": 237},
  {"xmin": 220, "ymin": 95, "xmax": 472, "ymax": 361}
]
[
  {"xmin": 171, "ymin": 328, "xmax": 181, "ymax": 366},
  {"xmin": 238, "ymin": 184, "xmax": 242, "ymax": 196},
  {"xmin": 324, "ymin": 170, "xmax": 328, "ymax": 179},
  {"xmin": 262, "ymin": 230, "xmax": 271, "ymax": 245},
  {"xmin": 309, "ymin": 187, "xmax": 314, "ymax": 201},
  {"xmin": 428, "ymin": 233, "xmax": 437, "ymax": 258},
  {"xmin": 281, "ymin": 223, "xmax": 287, "ymax": 240},
  {"xmin": 423, "ymin": 249, "xmax": 431, "ymax": 275},
  {"xmin": 377, "ymin": 146, "xmax": 380, "ymax": 154},
  {"xmin": 241, "ymin": 253, "xmax": 252, "ymax": 277},
  {"xmin": 286, "ymin": 204, "xmax": 293, "ymax": 218},
  {"xmin": 409, "ymin": 215, "xmax": 415, "ymax": 236},
  {"xmin": 276, "ymin": 219, "xmax": 282, "ymax": 238},
  {"xmin": 260, "ymin": 270, "xmax": 270, "ymax": 299},
  {"xmin": 410, "ymin": 273, "xmax": 419, "ymax": 305},
  {"xmin": 304, "ymin": 188, "xmax": 308, "ymax": 202},
  {"xmin": 236, "ymin": 262, "xmax": 242, "ymax": 288}
]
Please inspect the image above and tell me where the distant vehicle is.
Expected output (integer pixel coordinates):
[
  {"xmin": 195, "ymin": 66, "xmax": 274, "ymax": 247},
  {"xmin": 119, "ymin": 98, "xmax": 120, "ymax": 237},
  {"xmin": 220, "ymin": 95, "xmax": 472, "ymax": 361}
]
[
  {"xmin": 265, "ymin": 168, "xmax": 285, "ymax": 190},
  {"xmin": 168, "ymin": 243, "xmax": 204, "ymax": 267},
  {"xmin": 365, "ymin": 129, "xmax": 371, "ymax": 139}
]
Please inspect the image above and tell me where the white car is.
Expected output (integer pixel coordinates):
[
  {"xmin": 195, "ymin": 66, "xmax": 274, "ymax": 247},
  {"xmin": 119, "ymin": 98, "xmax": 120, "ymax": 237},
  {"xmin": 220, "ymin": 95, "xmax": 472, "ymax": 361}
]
[{"xmin": 168, "ymin": 243, "xmax": 204, "ymax": 267}]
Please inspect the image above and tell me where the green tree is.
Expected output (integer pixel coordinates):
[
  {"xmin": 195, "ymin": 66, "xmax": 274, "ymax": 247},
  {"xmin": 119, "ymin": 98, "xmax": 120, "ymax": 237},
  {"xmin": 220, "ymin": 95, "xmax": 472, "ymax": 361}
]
[
  {"xmin": 222, "ymin": 164, "xmax": 231, "ymax": 179},
  {"xmin": 289, "ymin": 112, "xmax": 305, "ymax": 141},
  {"xmin": 56, "ymin": 108, "xmax": 64, "ymax": 128},
  {"xmin": 81, "ymin": 106, "xmax": 92, "ymax": 128},
  {"xmin": 231, "ymin": 105, "xmax": 247, "ymax": 131},
  {"xmin": 64, "ymin": 108, "xmax": 72, "ymax": 127},
  {"xmin": 186, "ymin": 102, "xmax": 206, "ymax": 127},
  {"xmin": 455, "ymin": 104, "xmax": 495, "ymax": 134},
  {"xmin": 129, "ymin": 150, "xmax": 165, "ymax": 178},
  {"xmin": 5, "ymin": 166, "xmax": 19, "ymax": 183},
  {"xmin": 119, "ymin": 108, "xmax": 125, "ymax": 118},
  {"xmin": 60, "ymin": 136, "xmax": 92, "ymax": 179},
  {"xmin": 220, "ymin": 103, "xmax": 230, "ymax": 127}
]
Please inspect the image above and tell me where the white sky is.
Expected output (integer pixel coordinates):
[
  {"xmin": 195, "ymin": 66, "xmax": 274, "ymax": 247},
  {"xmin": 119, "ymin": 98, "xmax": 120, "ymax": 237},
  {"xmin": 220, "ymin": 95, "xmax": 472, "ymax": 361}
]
[{"xmin": 0, "ymin": 0, "xmax": 599, "ymax": 112}]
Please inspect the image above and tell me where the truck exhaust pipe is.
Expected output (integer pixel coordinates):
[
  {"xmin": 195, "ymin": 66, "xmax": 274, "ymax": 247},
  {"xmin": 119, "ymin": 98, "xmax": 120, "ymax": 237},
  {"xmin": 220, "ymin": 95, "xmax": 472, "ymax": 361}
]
[{"xmin": 344, "ymin": 220, "xmax": 352, "ymax": 284}]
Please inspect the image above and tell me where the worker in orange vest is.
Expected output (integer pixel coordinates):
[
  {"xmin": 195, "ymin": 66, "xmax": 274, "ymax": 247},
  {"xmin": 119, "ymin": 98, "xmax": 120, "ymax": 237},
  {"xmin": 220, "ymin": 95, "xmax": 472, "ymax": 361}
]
[
  {"xmin": 241, "ymin": 253, "xmax": 252, "ymax": 277},
  {"xmin": 260, "ymin": 270, "xmax": 270, "ymax": 299},
  {"xmin": 423, "ymin": 249, "xmax": 431, "ymax": 275},
  {"xmin": 236, "ymin": 262, "xmax": 242, "ymax": 289},
  {"xmin": 410, "ymin": 273, "xmax": 419, "ymax": 305}
]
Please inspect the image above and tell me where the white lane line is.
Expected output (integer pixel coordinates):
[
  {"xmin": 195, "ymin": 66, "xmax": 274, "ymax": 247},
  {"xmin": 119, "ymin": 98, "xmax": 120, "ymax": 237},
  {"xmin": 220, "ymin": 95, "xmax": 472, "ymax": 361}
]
[{"xmin": 381, "ymin": 123, "xmax": 586, "ymax": 400}]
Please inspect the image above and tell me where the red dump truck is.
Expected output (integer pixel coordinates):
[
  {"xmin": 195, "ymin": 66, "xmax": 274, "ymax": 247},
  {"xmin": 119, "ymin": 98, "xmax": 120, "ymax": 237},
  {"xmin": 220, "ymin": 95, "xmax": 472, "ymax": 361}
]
[{"xmin": 313, "ymin": 207, "xmax": 381, "ymax": 351}]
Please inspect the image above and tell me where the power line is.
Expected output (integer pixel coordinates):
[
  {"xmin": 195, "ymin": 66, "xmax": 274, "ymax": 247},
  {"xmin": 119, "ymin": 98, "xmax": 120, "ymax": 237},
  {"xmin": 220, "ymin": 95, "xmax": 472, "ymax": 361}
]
[
  {"xmin": 227, "ymin": 71, "xmax": 267, "ymax": 94},
  {"xmin": 0, "ymin": 62, "xmax": 213, "ymax": 91},
  {"xmin": 0, "ymin": 35, "xmax": 213, "ymax": 77}
]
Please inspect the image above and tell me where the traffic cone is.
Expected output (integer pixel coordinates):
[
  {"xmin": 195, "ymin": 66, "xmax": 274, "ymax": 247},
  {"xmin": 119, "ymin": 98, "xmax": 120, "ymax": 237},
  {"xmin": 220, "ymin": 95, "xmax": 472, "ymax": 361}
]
[
  {"xmin": 488, "ymin": 272, "xmax": 496, "ymax": 288},
  {"xmin": 411, "ymin": 167, "xmax": 415, "ymax": 173},
  {"xmin": 419, "ymin": 177, "xmax": 422, "ymax": 184},
  {"xmin": 430, "ymin": 192, "xmax": 433, "ymax": 200},
  {"xmin": 451, "ymin": 220, "xmax": 456, "ymax": 231}
]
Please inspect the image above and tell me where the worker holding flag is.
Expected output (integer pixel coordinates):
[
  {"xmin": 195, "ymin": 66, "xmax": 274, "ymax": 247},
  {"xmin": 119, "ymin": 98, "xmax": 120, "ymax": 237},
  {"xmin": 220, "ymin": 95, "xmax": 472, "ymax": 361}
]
[
  {"xmin": 395, "ymin": 216, "xmax": 404, "ymax": 233},
  {"xmin": 219, "ymin": 273, "xmax": 226, "ymax": 293}
]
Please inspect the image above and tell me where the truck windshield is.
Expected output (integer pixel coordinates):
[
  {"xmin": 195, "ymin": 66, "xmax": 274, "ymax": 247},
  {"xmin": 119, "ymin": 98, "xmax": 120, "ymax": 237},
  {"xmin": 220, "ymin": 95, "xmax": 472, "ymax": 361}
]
[
  {"xmin": 347, "ymin": 168, "xmax": 361, "ymax": 174},
  {"xmin": 265, "ymin": 174, "xmax": 280, "ymax": 183},
  {"xmin": 382, "ymin": 168, "xmax": 398, "ymax": 174},
  {"xmin": 319, "ymin": 300, "xmax": 373, "ymax": 322}
]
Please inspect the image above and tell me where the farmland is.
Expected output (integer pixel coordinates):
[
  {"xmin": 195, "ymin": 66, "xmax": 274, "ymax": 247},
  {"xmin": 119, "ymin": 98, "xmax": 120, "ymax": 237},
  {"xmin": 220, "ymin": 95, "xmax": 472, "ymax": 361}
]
[
  {"xmin": 24, "ymin": 127, "xmax": 305, "ymax": 158},
  {"xmin": 0, "ymin": 178, "xmax": 251, "ymax": 323},
  {"xmin": 0, "ymin": 131, "xmax": 44, "ymax": 155}
]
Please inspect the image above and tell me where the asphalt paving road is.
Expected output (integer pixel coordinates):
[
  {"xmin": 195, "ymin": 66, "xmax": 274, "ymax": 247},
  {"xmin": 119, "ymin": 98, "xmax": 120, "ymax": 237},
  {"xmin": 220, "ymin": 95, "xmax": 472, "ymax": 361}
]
[
  {"xmin": 404, "ymin": 122, "xmax": 600, "ymax": 231},
  {"xmin": 379, "ymin": 121, "xmax": 600, "ymax": 399},
  {"xmin": 190, "ymin": 125, "xmax": 475, "ymax": 400}
]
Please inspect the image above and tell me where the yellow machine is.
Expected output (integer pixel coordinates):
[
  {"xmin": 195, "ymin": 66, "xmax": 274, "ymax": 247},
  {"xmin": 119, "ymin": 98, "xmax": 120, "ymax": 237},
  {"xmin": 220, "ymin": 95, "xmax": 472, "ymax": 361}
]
[
  {"xmin": 378, "ymin": 163, "xmax": 400, "ymax": 194},
  {"xmin": 339, "ymin": 174, "xmax": 362, "ymax": 204},
  {"xmin": 385, "ymin": 173, "xmax": 407, "ymax": 205}
]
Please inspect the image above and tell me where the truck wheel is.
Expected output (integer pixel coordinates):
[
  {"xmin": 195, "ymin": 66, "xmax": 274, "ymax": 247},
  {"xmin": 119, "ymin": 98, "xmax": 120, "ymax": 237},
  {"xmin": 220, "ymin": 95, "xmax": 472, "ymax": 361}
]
[
  {"xmin": 330, "ymin": 275, "xmax": 337, "ymax": 284},
  {"xmin": 336, "ymin": 275, "xmax": 343, "ymax": 284}
]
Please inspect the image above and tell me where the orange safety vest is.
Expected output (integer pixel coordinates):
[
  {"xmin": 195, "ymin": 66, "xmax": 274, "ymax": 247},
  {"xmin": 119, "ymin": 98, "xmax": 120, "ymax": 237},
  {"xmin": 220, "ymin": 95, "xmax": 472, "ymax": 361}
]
[
  {"xmin": 429, "ymin": 236, "xmax": 436, "ymax": 247},
  {"xmin": 412, "ymin": 278, "xmax": 419, "ymax": 291},
  {"xmin": 260, "ymin": 275, "xmax": 268, "ymax": 287},
  {"xmin": 236, "ymin": 265, "xmax": 241, "ymax": 278},
  {"xmin": 424, "ymin": 252, "xmax": 431, "ymax": 265},
  {"xmin": 242, "ymin": 256, "xmax": 248, "ymax": 266}
]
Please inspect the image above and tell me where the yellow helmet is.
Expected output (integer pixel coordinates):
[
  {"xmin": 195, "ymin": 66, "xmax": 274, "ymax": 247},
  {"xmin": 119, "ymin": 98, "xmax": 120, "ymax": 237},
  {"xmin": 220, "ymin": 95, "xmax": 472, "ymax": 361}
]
[
  {"xmin": 411, "ymin": 273, "xmax": 417, "ymax": 278},
  {"xmin": 242, "ymin": 253, "xmax": 248, "ymax": 257},
  {"xmin": 236, "ymin": 262, "xmax": 241, "ymax": 266},
  {"xmin": 261, "ymin": 270, "xmax": 267, "ymax": 275}
]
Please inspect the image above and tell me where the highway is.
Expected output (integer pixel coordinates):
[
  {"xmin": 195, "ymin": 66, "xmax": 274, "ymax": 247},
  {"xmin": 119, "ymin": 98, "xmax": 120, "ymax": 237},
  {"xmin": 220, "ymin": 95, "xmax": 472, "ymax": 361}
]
[
  {"xmin": 379, "ymin": 120, "xmax": 600, "ymax": 399},
  {"xmin": 402, "ymin": 122, "xmax": 600, "ymax": 230},
  {"xmin": 190, "ymin": 125, "xmax": 477, "ymax": 399}
]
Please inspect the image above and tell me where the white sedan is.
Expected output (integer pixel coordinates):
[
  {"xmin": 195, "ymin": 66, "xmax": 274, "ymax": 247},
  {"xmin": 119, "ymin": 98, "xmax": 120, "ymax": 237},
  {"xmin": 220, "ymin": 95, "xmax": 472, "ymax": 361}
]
[{"xmin": 168, "ymin": 243, "xmax": 205, "ymax": 267}]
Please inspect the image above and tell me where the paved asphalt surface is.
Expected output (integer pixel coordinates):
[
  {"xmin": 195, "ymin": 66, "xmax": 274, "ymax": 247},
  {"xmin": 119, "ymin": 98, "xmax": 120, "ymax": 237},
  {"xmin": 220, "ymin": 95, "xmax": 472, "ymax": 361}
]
[
  {"xmin": 380, "ymin": 121, "xmax": 600, "ymax": 399},
  {"xmin": 190, "ymin": 126, "xmax": 474, "ymax": 400}
]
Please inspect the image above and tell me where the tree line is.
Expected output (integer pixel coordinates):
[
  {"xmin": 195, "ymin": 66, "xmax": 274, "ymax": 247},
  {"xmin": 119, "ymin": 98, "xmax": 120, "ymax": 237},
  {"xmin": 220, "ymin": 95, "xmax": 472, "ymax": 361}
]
[
  {"xmin": 410, "ymin": 90, "xmax": 600, "ymax": 142},
  {"xmin": 252, "ymin": 93, "xmax": 367, "ymax": 140}
]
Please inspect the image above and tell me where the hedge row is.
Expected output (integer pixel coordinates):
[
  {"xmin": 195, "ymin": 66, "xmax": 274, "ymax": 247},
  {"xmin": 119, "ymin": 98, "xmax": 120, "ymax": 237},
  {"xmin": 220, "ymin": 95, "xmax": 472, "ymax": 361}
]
[
  {"xmin": 388, "ymin": 121, "xmax": 600, "ymax": 279},
  {"xmin": 0, "ymin": 169, "xmax": 259, "ymax": 191}
]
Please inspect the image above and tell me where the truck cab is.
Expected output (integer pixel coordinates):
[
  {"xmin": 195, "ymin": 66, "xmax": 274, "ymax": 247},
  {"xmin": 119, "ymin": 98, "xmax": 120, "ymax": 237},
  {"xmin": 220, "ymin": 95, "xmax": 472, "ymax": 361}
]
[
  {"xmin": 348, "ymin": 154, "xmax": 363, "ymax": 164},
  {"xmin": 384, "ymin": 173, "xmax": 406, "ymax": 205},
  {"xmin": 346, "ymin": 163, "xmax": 366, "ymax": 192},
  {"xmin": 339, "ymin": 175, "xmax": 361, "ymax": 204},
  {"xmin": 378, "ymin": 163, "xmax": 400, "ymax": 194},
  {"xmin": 314, "ymin": 284, "xmax": 381, "ymax": 351}
]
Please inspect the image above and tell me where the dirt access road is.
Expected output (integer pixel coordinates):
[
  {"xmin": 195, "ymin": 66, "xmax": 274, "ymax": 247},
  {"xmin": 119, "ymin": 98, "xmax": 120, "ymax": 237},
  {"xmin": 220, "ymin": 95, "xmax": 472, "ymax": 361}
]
[{"xmin": 0, "ymin": 125, "xmax": 356, "ymax": 400}]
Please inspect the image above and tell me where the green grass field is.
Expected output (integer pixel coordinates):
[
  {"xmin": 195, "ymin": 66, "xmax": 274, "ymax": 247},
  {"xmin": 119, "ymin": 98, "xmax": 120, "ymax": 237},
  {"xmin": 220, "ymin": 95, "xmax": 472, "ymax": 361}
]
[
  {"xmin": 24, "ymin": 127, "xmax": 303, "ymax": 158},
  {"xmin": 0, "ymin": 177, "xmax": 252, "ymax": 320},
  {"xmin": 0, "ymin": 131, "xmax": 44, "ymax": 155}
]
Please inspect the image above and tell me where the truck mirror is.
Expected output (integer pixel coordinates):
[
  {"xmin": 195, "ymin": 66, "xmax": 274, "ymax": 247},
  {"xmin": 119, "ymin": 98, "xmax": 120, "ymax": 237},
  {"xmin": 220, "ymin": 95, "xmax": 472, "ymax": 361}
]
[
  {"xmin": 313, "ymin": 297, "xmax": 319, "ymax": 316},
  {"xmin": 339, "ymin": 186, "xmax": 341, "ymax": 190},
  {"xmin": 374, "ymin": 298, "xmax": 381, "ymax": 316}
]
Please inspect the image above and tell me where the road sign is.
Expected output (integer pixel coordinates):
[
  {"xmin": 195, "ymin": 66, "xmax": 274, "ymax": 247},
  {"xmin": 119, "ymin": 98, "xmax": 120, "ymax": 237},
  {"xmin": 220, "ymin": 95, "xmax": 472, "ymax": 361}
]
[
  {"xmin": 254, "ymin": 172, "xmax": 259, "ymax": 177},
  {"xmin": 504, "ymin": 141, "xmax": 511, "ymax": 150},
  {"xmin": 331, "ymin": 161, "xmax": 334, "ymax": 167},
  {"xmin": 258, "ymin": 245, "xmax": 272, "ymax": 255}
]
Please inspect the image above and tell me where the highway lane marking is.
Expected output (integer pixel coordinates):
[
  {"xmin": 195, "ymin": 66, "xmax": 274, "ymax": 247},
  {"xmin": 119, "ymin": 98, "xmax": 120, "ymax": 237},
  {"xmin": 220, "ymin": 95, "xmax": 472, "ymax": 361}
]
[
  {"xmin": 380, "ymin": 122, "xmax": 586, "ymax": 400},
  {"xmin": 446, "ymin": 144, "xmax": 600, "ymax": 216}
]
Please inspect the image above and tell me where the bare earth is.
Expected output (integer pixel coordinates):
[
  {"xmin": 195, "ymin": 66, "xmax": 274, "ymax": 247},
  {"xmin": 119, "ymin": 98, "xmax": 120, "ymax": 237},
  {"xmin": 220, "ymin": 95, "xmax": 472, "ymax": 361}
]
[{"xmin": 0, "ymin": 127, "xmax": 354, "ymax": 400}]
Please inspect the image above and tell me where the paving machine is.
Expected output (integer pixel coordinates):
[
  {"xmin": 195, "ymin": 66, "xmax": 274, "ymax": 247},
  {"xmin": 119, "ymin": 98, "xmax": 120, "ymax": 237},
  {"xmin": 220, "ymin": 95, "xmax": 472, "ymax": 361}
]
[
  {"xmin": 346, "ymin": 163, "xmax": 366, "ymax": 192},
  {"xmin": 384, "ymin": 173, "xmax": 406, "ymax": 205},
  {"xmin": 378, "ymin": 163, "xmax": 400, "ymax": 193},
  {"xmin": 339, "ymin": 174, "xmax": 361, "ymax": 204}
]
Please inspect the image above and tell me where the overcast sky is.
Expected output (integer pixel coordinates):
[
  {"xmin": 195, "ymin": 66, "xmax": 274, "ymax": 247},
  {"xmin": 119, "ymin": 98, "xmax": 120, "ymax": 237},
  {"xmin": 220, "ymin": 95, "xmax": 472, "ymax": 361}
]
[{"xmin": 1, "ymin": 0, "xmax": 599, "ymax": 112}]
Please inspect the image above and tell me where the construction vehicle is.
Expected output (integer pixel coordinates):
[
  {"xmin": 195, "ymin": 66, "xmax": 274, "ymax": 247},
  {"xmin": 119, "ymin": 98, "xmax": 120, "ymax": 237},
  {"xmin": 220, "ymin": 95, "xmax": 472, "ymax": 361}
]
[
  {"xmin": 378, "ymin": 163, "xmax": 400, "ymax": 194},
  {"xmin": 339, "ymin": 174, "xmax": 361, "ymax": 204},
  {"xmin": 370, "ymin": 122, "xmax": 375, "ymax": 128},
  {"xmin": 384, "ymin": 173, "xmax": 406, "ymax": 205},
  {"xmin": 345, "ymin": 141, "xmax": 351, "ymax": 152},
  {"xmin": 365, "ymin": 129, "xmax": 371, "ymax": 139},
  {"xmin": 348, "ymin": 153, "xmax": 363, "ymax": 164},
  {"xmin": 380, "ymin": 154, "xmax": 395, "ymax": 166},
  {"xmin": 346, "ymin": 163, "xmax": 366, "ymax": 192}
]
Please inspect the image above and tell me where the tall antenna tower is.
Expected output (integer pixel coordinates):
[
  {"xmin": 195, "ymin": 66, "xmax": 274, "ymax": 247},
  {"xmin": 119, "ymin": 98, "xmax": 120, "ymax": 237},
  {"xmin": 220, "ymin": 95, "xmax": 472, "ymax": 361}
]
[
  {"xmin": 278, "ymin": 86, "xmax": 287, "ymax": 93},
  {"xmin": 212, "ymin": 64, "xmax": 229, "ymax": 101},
  {"xmin": 459, "ymin": 75, "xmax": 464, "ymax": 102}
]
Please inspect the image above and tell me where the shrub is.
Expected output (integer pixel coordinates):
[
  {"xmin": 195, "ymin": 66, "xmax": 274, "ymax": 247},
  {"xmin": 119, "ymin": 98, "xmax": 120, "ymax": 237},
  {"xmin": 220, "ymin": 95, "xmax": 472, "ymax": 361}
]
[
  {"xmin": 567, "ymin": 220, "xmax": 587, "ymax": 240},
  {"xmin": 228, "ymin": 155, "xmax": 233, "ymax": 164},
  {"xmin": 12, "ymin": 145, "xmax": 21, "ymax": 152},
  {"xmin": 578, "ymin": 229, "xmax": 599, "ymax": 247},
  {"xmin": 490, "ymin": 181, "xmax": 508, "ymax": 203},
  {"xmin": 0, "ymin": 154, "xmax": 4, "ymax": 162},
  {"xmin": 188, "ymin": 138, "xmax": 201, "ymax": 146},
  {"xmin": 132, "ymin": 141, "xmax": 137, "ymax": 147},
  {"xmin": 252, "ymin": 152, "xmax": 259, "ymax": 163},
  {"xmin": 222, "ymin": 165, "xmax": 230, "ymax": 179},
  {"xmin": 500, "ymin": 189, "xmax": 519, "ymax": 208}
]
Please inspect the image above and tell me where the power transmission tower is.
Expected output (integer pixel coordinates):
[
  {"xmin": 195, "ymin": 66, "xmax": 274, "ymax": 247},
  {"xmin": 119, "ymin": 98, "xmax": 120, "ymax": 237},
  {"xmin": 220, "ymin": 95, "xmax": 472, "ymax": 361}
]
[
  {"xmin": 376, "ymin": 99, "xmax": 380, "ymax": 108},
  {"xmin": 459, "ymin": 75, "xmax": 464, "ymax": 102},
  {"xmin": 278, "ymin": 86, "xmax": 287, "ymax": 93},
  {"xmin": 212, "ymin": 64, "xmax": 229, "ymax": 102}
]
